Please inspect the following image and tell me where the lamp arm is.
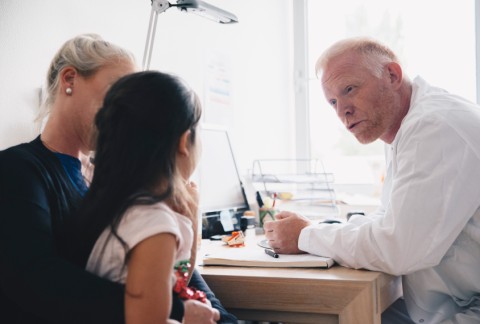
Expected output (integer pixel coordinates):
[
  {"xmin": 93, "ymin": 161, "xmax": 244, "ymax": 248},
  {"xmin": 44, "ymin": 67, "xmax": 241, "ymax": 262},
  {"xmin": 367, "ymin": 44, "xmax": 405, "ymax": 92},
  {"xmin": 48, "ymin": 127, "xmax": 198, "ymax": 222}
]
[
  {"xmin": 142, "ymin": 0, "xmax": 171, "ymax": 70},
  {"xmin": 142, "ymin": 0, "xmax": 238, "ymax": 70},
  {"xmin": 151, "ymin": 0, "xmax": 171, "ymax": 14}
]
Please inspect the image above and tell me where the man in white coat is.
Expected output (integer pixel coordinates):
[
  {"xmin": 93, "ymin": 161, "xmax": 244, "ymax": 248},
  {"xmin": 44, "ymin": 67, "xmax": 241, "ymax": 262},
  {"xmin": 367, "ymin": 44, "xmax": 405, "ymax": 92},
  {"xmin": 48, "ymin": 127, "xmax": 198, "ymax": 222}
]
[{"xmin": 264, "ymin": 37, "xmax": 480, "ymax": 323}]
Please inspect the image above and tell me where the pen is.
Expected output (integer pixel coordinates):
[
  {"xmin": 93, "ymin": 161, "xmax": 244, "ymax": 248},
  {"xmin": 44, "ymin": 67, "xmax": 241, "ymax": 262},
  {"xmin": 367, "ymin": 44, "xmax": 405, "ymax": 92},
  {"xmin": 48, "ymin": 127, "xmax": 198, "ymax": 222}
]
[
  {"xmin": 272, "ymin": 192, "xmax": 277, "ymax": 208},
  {"xmin": 265, "ymin": 248, "xmax": 279, "ymax": 258},
  {"xmin": 256, "ymin": 191, "xmax": 264, "ymax": 208}
]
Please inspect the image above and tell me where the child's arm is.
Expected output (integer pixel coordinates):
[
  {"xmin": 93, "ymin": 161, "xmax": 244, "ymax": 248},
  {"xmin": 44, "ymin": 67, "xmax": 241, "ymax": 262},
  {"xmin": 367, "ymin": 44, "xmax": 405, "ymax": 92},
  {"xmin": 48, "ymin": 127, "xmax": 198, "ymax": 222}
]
[
  {"xmin": 168, "ymin": 181, "xmax": 199, "ymax": 283},
  {"xmin": 184, "ymin": 181, "xmax": 199, "ymax": 283},
  {"xmin": 125, "ymin": 233, "xmax": 178, "ymax": 324}
]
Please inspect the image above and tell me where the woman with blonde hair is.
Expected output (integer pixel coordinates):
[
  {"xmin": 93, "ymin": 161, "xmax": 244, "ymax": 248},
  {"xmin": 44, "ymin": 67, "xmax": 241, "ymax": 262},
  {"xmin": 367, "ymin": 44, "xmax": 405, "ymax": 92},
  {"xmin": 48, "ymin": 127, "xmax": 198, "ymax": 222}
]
[{"xmin": 0, "ymin": 34, "xmax": 234, "ymax": 324}]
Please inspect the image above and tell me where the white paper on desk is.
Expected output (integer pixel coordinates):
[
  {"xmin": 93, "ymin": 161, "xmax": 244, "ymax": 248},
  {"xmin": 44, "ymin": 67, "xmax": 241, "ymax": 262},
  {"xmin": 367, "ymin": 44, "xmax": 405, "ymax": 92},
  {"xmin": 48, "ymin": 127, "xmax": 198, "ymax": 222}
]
[{"xmin": 202, "ymin": 247, "xmax": 334, "ymax": 268}]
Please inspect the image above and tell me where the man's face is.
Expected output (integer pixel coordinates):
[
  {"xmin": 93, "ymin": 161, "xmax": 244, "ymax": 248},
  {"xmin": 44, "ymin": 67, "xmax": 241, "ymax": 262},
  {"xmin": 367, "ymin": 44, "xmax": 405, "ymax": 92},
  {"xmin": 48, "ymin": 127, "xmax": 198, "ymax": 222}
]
[{"xmin": 320, "ymin": 53, "xmax": 399, "ymax": 144}]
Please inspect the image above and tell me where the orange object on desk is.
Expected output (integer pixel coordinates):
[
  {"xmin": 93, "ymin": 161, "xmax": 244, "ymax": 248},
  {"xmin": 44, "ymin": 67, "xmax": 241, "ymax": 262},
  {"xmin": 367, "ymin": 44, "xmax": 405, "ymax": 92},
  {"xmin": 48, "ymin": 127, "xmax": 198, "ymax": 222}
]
[{"xmin": 221, "ymin": 231, "xmax": 245, "ymax": 247}]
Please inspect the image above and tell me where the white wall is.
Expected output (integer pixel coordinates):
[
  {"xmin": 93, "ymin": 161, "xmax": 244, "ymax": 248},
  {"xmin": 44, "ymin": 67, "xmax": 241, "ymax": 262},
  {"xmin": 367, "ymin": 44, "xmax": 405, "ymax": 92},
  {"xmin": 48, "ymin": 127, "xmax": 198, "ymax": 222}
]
[{"xmin": 0, "ymin": 0, "xmax": 295, "ymax": 177}]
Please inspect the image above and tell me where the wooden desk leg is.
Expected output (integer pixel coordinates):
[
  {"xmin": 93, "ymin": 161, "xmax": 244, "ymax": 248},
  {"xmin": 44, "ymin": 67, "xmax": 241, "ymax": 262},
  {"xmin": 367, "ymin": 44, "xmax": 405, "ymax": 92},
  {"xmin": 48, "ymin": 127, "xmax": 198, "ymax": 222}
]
[
  {"xmin": 338, "ymin": 282, "xmax": 376, "ymax": 324},
  {"xmin": 339, "ymin": 274, "xmax": 402, "ymax": 324},
  {"xmin": 379, "ymin": 275, "xmax": 403, "ymax": 313}
]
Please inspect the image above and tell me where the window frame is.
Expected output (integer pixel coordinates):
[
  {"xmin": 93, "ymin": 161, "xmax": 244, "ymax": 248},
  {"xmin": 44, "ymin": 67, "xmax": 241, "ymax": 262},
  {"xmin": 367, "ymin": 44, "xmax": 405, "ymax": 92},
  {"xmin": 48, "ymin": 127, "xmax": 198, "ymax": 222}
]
[{"xmin": 293, "ymin": 0, "xmax": 480, "ymax": 160}]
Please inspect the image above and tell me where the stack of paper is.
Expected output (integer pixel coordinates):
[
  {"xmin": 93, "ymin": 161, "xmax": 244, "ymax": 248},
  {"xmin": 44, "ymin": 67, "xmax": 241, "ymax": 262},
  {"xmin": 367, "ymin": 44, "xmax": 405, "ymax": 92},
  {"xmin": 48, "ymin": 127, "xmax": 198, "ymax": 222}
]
[{"xmin": 202, "ymin": 247, "xmax": 334, "ymax": 268}]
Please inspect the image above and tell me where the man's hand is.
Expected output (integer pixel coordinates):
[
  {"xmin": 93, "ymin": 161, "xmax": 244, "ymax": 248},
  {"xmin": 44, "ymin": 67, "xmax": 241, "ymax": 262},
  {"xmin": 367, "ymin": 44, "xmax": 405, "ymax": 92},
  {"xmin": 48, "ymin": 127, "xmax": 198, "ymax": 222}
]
[
  {"xmin": 263, "ymin": 211, "xmax": 312, "ymax": 254},
  {"xmin": 183, "ymin": 299, "xmax": 220, "ymax": 324}
]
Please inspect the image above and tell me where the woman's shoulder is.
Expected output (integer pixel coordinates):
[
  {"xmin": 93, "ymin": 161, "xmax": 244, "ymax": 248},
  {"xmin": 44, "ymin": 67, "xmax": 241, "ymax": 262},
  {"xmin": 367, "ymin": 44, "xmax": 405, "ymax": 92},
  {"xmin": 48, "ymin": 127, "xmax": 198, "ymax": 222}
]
[
  {"xmin": 0, "ymin": 136, "xmax": 51, "ymax": 168},
  {"xmin": 0, "ymin": 137, "xmax": 43, "ymax": 178}
]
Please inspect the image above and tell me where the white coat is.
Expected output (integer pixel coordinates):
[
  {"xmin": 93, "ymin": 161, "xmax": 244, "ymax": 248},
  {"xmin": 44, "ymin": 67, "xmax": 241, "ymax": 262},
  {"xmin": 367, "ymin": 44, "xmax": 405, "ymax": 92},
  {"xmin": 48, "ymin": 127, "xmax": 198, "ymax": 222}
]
[{"xmin": 299, "ymin": 77, "xmax": 480, "ymax": 323}]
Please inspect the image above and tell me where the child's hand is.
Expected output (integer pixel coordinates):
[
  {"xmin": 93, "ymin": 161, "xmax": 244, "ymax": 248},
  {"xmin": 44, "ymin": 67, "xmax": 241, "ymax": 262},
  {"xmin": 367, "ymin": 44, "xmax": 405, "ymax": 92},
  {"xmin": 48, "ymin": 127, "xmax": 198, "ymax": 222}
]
[
  {"xmin": 184, "ymin": 181, "xmax": 199, "ymax": 221},
  {"xmin": 169, "ymin": 181, "xmax": 198, "ymax": 220},
  {"xmin": 183, "ymin": 181, "xmax": 199, "ymax": 283},
  {"xmin": 183, "ymin": 300, "xmax": 220, "ymax": 324},
  {"xmin": 166, "ymin": 181, "xmax": 200, "ymax": 280}
]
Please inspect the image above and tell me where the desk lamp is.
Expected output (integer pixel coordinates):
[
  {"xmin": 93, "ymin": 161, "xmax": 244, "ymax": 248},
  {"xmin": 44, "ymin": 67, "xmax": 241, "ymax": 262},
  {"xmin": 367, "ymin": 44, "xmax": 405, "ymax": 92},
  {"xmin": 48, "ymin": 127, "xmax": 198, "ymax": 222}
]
[{"xmin": 142, "ymin": 0, "xmax": 238, "ymax": 70}]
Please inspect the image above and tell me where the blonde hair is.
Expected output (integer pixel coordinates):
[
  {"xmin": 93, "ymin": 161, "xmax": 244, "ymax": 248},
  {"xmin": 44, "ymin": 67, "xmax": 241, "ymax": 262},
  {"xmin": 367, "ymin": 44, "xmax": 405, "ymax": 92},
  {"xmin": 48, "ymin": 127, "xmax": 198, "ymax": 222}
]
[
  {"xmin": 315, "ymin": 37, "xmax": 400, "ymax": 78},
  {"xmin": 37, "ymin": 33, "xmax": 135, "ymax": 122}
]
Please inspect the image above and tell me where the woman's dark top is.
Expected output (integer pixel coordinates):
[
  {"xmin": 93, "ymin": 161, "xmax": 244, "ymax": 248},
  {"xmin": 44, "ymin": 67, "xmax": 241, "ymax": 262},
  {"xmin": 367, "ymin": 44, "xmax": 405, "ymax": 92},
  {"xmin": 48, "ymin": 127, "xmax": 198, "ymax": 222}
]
[{"xmin": 0, "ymin": 136, "xmax": 237, "ymax": 323}]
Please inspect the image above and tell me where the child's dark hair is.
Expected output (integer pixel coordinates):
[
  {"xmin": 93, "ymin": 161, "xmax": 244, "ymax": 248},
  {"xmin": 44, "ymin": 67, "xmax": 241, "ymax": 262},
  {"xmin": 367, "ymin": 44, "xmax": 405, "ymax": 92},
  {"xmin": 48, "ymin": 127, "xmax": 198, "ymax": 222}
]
[{"xmin": 72, "ymin": 71, "xmax": 202, "ymax": 265}]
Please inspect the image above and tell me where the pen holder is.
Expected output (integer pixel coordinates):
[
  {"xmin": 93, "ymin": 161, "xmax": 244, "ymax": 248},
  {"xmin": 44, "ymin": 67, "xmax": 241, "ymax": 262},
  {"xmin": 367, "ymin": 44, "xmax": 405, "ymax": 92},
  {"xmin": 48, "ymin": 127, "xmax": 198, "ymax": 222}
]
[{"xmin": 259, "ymin": 207, "xmax": 278, "ymax": 227}]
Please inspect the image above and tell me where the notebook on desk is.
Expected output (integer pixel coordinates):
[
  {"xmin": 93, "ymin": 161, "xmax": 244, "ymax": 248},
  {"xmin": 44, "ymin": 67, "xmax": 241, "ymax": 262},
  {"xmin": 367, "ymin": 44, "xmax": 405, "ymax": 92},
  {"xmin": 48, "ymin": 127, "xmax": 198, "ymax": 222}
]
[{"xmin": 202, "ymin": 246, "xmax": 334, "ymax": 268}]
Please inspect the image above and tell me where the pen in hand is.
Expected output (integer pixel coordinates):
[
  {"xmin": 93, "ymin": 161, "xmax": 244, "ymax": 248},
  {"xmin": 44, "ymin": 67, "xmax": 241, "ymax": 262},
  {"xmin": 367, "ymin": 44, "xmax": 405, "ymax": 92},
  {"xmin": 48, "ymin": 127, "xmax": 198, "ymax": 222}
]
[{"xmin": 265, "ymin": 248, "xmax": 279, "ymax": 258}]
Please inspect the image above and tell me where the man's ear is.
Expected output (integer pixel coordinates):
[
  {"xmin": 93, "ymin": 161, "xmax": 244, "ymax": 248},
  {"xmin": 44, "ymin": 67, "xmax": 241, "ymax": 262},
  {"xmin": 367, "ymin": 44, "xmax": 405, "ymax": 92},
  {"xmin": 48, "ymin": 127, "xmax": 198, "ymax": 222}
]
[
  {"xmin": 386, "ymin": 62, "xmax": 403, "ymax": 89},
  {"xmin": 178, "ymin": 130, "xmax": 191, "ymax": 156},
  {"xmin": 60, "ymin": 67, "xmax": 77, "ymax": 90}
]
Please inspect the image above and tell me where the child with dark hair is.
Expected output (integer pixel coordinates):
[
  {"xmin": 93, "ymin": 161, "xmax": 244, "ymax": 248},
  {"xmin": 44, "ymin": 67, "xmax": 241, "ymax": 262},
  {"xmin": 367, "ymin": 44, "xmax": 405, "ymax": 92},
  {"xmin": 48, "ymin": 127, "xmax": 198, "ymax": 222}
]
[{"xmin": 69, "ymin": 70, "xmax": 219, "ymax": 324}]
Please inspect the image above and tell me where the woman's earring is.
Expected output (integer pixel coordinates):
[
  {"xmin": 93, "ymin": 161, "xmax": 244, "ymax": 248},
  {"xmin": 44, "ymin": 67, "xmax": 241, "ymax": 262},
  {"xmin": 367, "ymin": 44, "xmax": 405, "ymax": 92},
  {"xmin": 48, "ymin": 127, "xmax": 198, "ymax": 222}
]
[{"xmin": 66, "ymin": 87, "xmax": 73, "ymax": 95}]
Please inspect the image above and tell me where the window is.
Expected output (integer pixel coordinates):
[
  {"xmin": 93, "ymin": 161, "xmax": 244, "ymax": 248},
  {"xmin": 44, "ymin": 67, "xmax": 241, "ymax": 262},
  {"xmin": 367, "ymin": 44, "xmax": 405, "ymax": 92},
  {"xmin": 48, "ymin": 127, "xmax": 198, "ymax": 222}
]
[{"xmin": 302, "ymin": 0, "xmax": 476, "ymax": 200}]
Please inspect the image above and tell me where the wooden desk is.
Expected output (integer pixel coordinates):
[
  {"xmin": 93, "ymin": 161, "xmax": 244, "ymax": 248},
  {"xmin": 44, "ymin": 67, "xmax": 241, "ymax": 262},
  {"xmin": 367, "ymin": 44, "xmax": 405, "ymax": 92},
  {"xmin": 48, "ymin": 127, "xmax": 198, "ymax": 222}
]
[{"xmin": 198, "ymin": 239, "xmax": 402, "ymax": 324}]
